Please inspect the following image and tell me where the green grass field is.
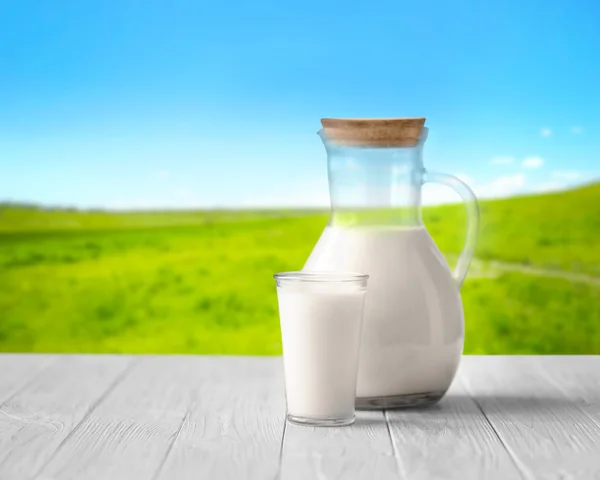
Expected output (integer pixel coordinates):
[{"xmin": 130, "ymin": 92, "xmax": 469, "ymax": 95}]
[{"xmin": 1, "ymin": 183, "xmax": 599, "ymax": 354}]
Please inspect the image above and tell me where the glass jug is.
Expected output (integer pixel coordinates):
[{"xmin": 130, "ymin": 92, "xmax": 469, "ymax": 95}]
[{"xmin": 303, "ymin": 118, "xmax": 480, "ymax": 409}]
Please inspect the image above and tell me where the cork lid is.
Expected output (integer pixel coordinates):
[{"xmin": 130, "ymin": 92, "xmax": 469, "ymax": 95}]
[{"xmin": 320, "ymin": 117, "xmax": 426, "ymax": 147}]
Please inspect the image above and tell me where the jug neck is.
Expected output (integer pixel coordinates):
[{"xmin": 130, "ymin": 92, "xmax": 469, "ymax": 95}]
[{"xmin": 320, "ymin": 129, "xmax": 428, "ymax": 228}]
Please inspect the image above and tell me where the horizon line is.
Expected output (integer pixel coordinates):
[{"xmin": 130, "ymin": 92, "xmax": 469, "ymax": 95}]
[{"xmin": 2, "ymin": 181, "xmax": 597, "ymax": 214}]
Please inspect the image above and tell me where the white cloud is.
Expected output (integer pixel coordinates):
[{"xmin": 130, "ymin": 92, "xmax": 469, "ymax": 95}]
[
  {"xmin": 570, "ymin": 126, "xmax": 583, "ymax": 134},
  {"xmin": 479, "ymin": 173, "xmax": 526, "ymax": 198},
  {"xmin": 531, "ymin": 181, "xmax": 565, "ymax": 193},
  {"xmin": 522, "ymin": 156, "xmax": 544, "ymax": 169},
  {"xmin": 490, "ymin": 156, "xmax": 515, "ymax": 165},
  {"xmin": 421, "ymin": 184, "xmax": 461, "ymax": 205},
  {"xmin": 424, "ymin": 172, "xmax": 526, "ymax": 204},
  {"xmin": 540, "ymin": 127, "xmax": 552, "ymax": 137},
  {"xmin": 552, "ymin": 170, "xmax": 581, "ymax": 180}
]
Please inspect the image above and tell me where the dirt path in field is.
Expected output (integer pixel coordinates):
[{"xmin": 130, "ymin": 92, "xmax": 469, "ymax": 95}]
[{"xmin": 466, "ymin": 258, "xmax": 600, "ymax": 286}]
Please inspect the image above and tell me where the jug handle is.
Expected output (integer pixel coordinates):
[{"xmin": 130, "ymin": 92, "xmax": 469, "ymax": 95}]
[{"xmin": 423, "ymin": 171, "xmax": 481, "ymax": 289}]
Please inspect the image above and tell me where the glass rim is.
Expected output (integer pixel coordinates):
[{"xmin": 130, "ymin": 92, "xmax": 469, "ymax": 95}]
[{"xmin": 274, "ymin": 271, "xmax": 369, "ymax": 284}]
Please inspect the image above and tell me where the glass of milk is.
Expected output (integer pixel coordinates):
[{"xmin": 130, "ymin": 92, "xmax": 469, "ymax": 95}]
[{"xmin": 274, "ymin": 271, "xmax": 369, "ymax": 427}]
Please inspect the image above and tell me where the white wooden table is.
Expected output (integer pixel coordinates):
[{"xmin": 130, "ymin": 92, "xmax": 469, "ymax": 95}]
[{"xmin": 0, "ymin": 355, "xmax": 599, "ymax": 480}]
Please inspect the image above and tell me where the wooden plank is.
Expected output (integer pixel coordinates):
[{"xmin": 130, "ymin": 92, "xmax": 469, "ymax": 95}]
[
  {"xmin": 0, "ymin": 355, "xmax": 132, "ymax": 479},
  {"xmin": 0, "ymin": 354, "xmax": 55, "ymax": 404},
  {"xmin": 281, "ymin": 411, "xmax": 398, "ymax": 480},
  {"xmin": 461, "ymin": 355, "xmax": 600, "ymax": 480},
  {"xmin": 155, "ymin": 356, "xmax": 286, "ymax": 480},
  {"xmin": 1, "ymin": 354, "xmax": 596, "ymax": 480},
  {"xmin": 534, "ymin": 356, "xmax": 600, "ymax": 424},
  {"xmin": 37, "ymin": 355, "xmax": 208, "ymax": 480},
  {"xmin": 386, "ymin": 370, "xmax": 524, "ymax": 480}
]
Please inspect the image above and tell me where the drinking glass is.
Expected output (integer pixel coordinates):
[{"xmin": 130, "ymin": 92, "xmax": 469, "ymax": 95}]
[{"xmin": 274, "ymin": 271, "xmax": 369, "ymax": 426}]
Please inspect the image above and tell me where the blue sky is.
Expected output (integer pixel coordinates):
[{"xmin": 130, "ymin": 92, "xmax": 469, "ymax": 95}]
[{"xmin": 1, "ymin": 0, "xmax": 599, "ymax": 208}]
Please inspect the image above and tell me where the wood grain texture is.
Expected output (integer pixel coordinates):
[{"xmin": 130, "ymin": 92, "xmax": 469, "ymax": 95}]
[
  {"xmin": 0, "ymin": 355, "xmax": 131, "ymax": 479},
  {"xmin": 534, "ymin": 356, "xmax": 600, "ymax": 426},
  {"xmin": 281, "ymin": 411, "xmax": 398, "ymax": 480},
  {"xmin": 461, "ymin": 355, "xmax": 600, "ymax": 480},
  {"xmin": 36, "ymin": 356, "xmax": 200, "ymax": 480},
  {"xmin": 1, "ymin": 355, "xmax": 599, "ymax": 480},
  {"xmin": 386, "ymin": 372, "xmax": 523, "ymax": 480},
  {"xmin": 0, "ymin": 354, "xmax": 54, "ymax": 404},
  {"xmin": 155, "ymin": 356, "xmax": 286, "ymax": 480}
]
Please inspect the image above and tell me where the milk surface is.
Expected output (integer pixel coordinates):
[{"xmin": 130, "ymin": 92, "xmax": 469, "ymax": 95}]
[
  {"xmin": 304, "ymin": 225, "xmax": 464, "ymax": 399},
  {"xmin": 277, "ymin": 287, "xmax": 366, "ymax": 419}
]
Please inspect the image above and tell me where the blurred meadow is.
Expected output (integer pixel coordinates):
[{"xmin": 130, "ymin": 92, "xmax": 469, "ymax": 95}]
[{"xmin": 1, "ymin": 182, "xmax": 599, "ymax": 354}]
